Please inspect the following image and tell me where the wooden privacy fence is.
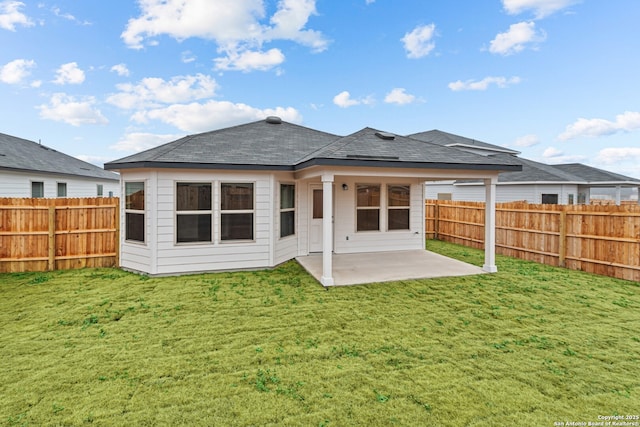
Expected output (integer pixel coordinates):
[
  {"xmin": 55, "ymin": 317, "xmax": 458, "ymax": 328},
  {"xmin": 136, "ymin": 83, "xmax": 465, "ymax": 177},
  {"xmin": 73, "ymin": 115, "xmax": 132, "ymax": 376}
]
[
  {"xmin": 426, "ymin": 200, "xmax": 640, "ymax": 282},
  {"xmin": 0, "ymin": 197, "xmax": 119, "ymax": 273}
]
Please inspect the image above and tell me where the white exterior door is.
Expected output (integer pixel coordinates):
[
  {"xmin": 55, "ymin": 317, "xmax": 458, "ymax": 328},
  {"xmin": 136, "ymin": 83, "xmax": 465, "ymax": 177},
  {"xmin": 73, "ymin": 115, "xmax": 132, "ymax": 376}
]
[{"xmin": 309, "ymin": 185, "xmax": 324, "ymax": 252}]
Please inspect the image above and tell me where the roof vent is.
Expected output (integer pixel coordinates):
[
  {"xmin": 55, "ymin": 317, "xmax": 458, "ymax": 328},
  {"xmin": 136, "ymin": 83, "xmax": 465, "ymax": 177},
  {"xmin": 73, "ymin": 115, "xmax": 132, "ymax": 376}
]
[
  {"xmin": 375, "ymin": 131, "xmax": 395, "ymax": 140},
  {"xmin": 266, "ymin": 116, "xmax": 282, "ymax": 124}
]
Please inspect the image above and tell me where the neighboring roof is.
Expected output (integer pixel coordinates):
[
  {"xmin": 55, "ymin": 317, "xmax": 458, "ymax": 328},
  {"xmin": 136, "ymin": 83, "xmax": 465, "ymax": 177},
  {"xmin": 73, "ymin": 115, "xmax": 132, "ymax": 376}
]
[
  {"xmin": 408, "ymin": 129, "xmax": 520, "ymax": 156},
  {"xmin": 105, "ymin": 119, "xmax": 523, "ymax": 173},
  {"xmin": 456, "ymin": 155, "xmax": 640, "ymax": 185},
  {"xmin": 0, "ymin": 132, "xmax": 118, "ymax": 181},
  {"xmin": 553, "ymin": 163, "xmax": 640, "ymax": 184}
]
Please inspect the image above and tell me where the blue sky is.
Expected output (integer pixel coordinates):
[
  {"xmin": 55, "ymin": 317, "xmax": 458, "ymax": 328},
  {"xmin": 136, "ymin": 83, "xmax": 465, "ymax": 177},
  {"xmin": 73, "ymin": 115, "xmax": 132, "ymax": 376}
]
[{"xmin": 1, "ymin": 0, "xmax": 640, "ymax": 178}]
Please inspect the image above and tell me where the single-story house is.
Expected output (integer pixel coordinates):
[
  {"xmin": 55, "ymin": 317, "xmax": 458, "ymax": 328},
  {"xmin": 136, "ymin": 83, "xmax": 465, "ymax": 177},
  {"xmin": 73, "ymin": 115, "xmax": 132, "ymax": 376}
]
[
  {"xmin": 105, "ymin": 118, "xmax": 521, "ymax": 284},
  {"xmin": 0, "ymin": 132, "xmax": 119, "ymax": 198},
  {"xmin": 410, "ymin": 130, "xmax": 640, "ymax": 205}
]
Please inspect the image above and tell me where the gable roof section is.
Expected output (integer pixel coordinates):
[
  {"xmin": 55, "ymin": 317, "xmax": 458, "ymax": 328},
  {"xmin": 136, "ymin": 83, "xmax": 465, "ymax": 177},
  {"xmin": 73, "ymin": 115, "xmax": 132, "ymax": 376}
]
[
  {"xmin": 408, "ymin": 129, "xmax": 520, "ymax": 156},
  {"xmin": 297, "ymin": 127, "xmax": 522, "ymax": 171},
  {"xmin": 106, "ymin": 120, "xmax": 523, "ymax": 173},
  {"xmin": 0, "ymin": 132, "xmax": 118, "ymax": 181}
]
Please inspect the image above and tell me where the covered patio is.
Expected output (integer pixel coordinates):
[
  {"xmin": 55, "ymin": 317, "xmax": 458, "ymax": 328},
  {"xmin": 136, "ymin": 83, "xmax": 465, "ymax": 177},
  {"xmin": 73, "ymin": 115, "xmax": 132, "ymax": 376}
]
[{"xmin": 296, "ymin": 250, "xmax": 486, "ymax": 286}]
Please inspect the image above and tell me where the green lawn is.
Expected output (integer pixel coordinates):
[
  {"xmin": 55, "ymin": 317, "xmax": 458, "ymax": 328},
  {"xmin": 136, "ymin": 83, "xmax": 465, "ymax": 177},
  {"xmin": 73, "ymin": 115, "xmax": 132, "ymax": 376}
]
[{"xmin": 1, "ymin": 241, "xmax": 638, "ymax": 426}]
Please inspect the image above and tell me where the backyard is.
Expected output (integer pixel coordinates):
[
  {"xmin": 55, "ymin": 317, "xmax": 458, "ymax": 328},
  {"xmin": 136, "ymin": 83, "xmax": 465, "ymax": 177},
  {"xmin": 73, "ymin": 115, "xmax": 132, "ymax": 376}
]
[{"xmin": 1, "ymin": 241, "xmax": 638, "ymax": 426}]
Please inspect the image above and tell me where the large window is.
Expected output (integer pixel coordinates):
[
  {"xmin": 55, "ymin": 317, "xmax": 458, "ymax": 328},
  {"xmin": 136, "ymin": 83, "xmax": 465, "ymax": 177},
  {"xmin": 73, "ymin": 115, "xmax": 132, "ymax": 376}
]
[
  {"xmin": 542, "ymin": 194, "xmax": 559, "ymax": 205},
  {"xmin": 388, "ymin": 185, "xmax": 410, "ymax": 230},
  {"xmin": 280, "ymin": 184, "xmax": 295, "ymax": 238},
  {"xmin": 176, "ymin": 183, "xmax": 212, "ymax": 243},
  {"xmin": 221, "ymin": 183, "xmax": 254, "ymax": 241},
  {"xmin": 356, "ymin": 184, "xmax": 380, "ymax": 231},
  {"xmin": 57, "ymin": 182, "xmax": 67, "ymax": 198},
  {"xmin": 31, "ymin": 181, "xmax": 44, "ymax": 198},
  {"xmin": 125, "ymin": 182, "xmax": 145, "ymax": 243}
]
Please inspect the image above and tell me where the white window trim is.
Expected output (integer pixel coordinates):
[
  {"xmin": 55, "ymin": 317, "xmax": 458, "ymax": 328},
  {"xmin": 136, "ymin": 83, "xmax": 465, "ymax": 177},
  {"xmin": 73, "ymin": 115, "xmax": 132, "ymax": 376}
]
[
  {"xmin": 279, "ymin": 182, "xmax": 296, "ymax": 239},
  {"xmin": 124, "ymin": 180, "xmax": 146, "ymax": 245},
  {"xmin": 355, "ymin": 183, "xmax": 382, "ymax": 232},
  {"xmin": 175, "ymin": 181, "xmax": 213, "ymax": 245},
  {"xmin": 31, "ymin": 181, "xmax": 44, "ymax": 198},
  {"xmin": 386, "ymin": 184, "xmax": 411, "ymax": 231},
  {"xmin": 220, "ymin": 182, "xmax": 256, "ymax": 243}
]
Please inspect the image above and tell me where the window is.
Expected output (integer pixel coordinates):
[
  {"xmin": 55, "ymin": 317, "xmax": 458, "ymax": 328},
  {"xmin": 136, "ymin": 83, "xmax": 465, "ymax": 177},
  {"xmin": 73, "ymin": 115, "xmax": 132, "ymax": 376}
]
[
  {"xmin": 568, "ymin": 194, "xmax": 575, "ymax": 205},
  {"xmin": 125, "ymin": 182, "xmax": 145, "ymax": 243},
  {"xmin": 57, "ymin": 182, "xmax": 67, "ymax": 198},
  {"xmin": 176, "ymin": 183, "xmax": 212, "ymax": 243},
  {"xmin": 221, "ymin": 183, "xmax": 254, "ymax": 241},
  {"xmin": 97, "ymin": 184, "xmax": 103, "ymax": 197},
  {"xmin": 280, "ymin": 184, "xmax": 295, "ymax": 238},
  {"xmin": 31, "ymin": 181, "xmax": 44, "ymax": 198},
  {"xmin": 542, "ymin": 194, "xmax": 559, "ymax": 205},
  {"xmin": 388, "ymin": 185, "xmax": 410, "ymax": 230},
  {"xmin": 356, "ymin": 184, "xmax": 380, "ymax": 231}
]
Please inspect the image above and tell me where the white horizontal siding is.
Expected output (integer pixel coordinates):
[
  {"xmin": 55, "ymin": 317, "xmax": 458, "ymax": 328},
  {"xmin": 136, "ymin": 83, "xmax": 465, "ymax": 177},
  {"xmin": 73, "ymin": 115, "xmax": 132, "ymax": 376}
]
[{"xmin": 0, "ymin": 170, "xmax": 119, "ymax": 198}]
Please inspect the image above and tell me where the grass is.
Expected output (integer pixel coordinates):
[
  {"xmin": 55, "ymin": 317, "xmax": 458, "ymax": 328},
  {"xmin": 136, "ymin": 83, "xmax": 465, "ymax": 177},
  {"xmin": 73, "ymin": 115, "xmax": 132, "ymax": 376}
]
[{"xmin": 1, "ymin": 240, "xmax": 638, "ymax": 426}]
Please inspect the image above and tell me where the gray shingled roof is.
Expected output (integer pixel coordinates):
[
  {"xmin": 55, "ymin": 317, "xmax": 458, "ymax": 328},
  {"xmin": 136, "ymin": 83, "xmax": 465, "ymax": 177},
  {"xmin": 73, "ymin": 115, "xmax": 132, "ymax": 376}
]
[
  {"xmin": 0, "ymin": 132, "xmax": 118, "ymax": 181},
  {"xmin": 408, "ymin": 129, "xmax": 520, "ymax": 155},
  {"xmin": 553, "ymin": 163, "xmax": 640, "ymax": 184},
  {"xmin": 105, "ymin": 120, "xmax": 523, "ymax": 173}
]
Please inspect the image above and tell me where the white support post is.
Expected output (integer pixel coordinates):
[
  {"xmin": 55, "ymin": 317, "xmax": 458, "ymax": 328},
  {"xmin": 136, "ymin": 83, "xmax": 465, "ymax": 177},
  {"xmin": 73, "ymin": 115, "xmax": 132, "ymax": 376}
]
[
  {"xmin": 483, "ymin": 177, "xmax": 498, "ymax": 273},
  {"xmin": 321, "ymin": 174, "xmax": 335, "ymax": 286},
  {"xmin": 615, "ymin": 186, "xmax": 622, "ymax": 206}
]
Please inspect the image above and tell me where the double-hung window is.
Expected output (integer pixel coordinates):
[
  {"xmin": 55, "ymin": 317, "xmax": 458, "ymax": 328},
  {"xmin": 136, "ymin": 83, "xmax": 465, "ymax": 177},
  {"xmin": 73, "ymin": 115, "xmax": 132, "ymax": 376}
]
[
  {"xmin": 31, "ymin": 181, "xmax": 44, "ymax": 198},
  {"xmin": 125, "ymin": 182, "xmax": 145, "ymax": 243},
  {"xmin": 280, "ymin": 184, "xmax": 295, "ymax": 238},
  {"xmin": 387, "ymin": 185, "xmax": 410, "ymax": 230},
  {"xmin": 221, "ymin": 183, "xmax": 254, "ymax": 241},
  {"xmin": 356, "ymin": 184, "xmax": 381, "ymax": 231},
  {"xmin": 57, "ymin": 182, "xmax": 67, "ymax": 198},
  {"xmin": 176, "ymin": 183, "xmax": 212, "ymax": 243}
]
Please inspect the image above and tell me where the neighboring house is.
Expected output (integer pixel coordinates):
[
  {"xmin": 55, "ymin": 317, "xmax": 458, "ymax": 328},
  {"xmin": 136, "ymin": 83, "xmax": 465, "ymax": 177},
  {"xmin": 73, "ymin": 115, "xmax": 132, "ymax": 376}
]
[
  {"xmin": 0, "ymin": 132, "xmax": 119, "ymax": 198},
  {"xmin": 105, "ymin": 117, "xmax": 521, "ymax": 283},
  {"xmin": 410, "ymin": 130, "xmax": 640, "ymax": 205}
]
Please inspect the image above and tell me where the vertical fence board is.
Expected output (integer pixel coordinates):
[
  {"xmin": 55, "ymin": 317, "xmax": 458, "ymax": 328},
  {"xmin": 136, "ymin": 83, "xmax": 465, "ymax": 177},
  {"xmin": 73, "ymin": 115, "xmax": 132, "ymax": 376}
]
[{"xmin": 426, "ymin": 200, "xmax": 640, "ymax": 282}]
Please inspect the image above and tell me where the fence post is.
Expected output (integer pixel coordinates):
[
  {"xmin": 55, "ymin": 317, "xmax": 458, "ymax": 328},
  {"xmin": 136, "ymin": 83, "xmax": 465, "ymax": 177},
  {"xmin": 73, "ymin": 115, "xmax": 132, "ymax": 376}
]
[
  {"xmin": 434, "ymin": 202, "xmax": 440, "ymax": 240},
  {"xmin": 48, "ymin": 206, "xmax": 55, "ymax": 271},
  {"xmin": 558, "ymin": 210, "xmax": 567, "ymax": 267}
]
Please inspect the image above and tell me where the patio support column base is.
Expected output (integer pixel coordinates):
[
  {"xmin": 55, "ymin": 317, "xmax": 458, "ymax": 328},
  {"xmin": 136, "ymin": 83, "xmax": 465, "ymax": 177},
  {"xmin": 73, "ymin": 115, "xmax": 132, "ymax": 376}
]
[
  {"xmin": 483, "ymin": 177, "xmax": 498, "ymax": 273},
  {"xmin": 321, "ymin": 174, "xmax": 334, "ymax": 286}
]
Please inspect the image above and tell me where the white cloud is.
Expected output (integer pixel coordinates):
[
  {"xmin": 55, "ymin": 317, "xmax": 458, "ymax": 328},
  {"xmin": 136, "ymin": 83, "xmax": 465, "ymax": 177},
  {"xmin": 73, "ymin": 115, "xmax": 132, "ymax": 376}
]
[
  {"xmin": 402, "ymin": 24, "xmax": 436, "ymax": 59},
  {"xmin": 107, "ymin": 73, "xmax": 218, "ymax": 110},
  {"xmin": 0, "ymin": 58, "xmax": 35, "ymax": 84},
  {"xmin": 489, "ymin": 21, "xmax": 545, "ymax": 55},
  {"xmin": 53, "ymin": 62, "xmax": 85, "ymax": 85},
  {"xmin": 110, "ymin": 132, "xmax": 182, "ymax": 153},
  {"xmin": 332, "ymin": 91, "xmax": 374, "ymax": 108},
  {"xmin": 51, "ymin": 6, "xmax": 90, "ymax": 25},
  {"xmin": 214, "ymin": 48, "xmax": 285, "ymax": 72},
  {"xmin": 513, "ymin": 134, "xmax": 539, "ymax": 147},
  {"xmin": 596, "ymin": 147, "xmax": 640, "ymax": 166},
  {"xmin": 448, "ymin": 76, "xmax": 521, "ymax": 91},
  {"xmin": 0, "ymin": 1, "xmax": 33, "ymax": 31},
  {"xmin": 384, "ymin": 88, "xmax": 417, "ymax": 105},
  {"xmin": 541, "ymin": 146, "xmax": 586, "ymax": 164},
  {"xmin": 121, "ymin": 0, "xmax": 327, "ymax": 71},
  {"xmin": 37, "ymin": 93, "xmax": 108, "ymax": 126},
  {"xmin": 181, "ymin": 50, "xmax": 196, "ymax": 63},
  {"xmin": 502, "ymin": 0, "xmax": 578, "ymax": 19},
  {"xmin": 110, "ymin": 63, "xmax": 130, "ymax": 77},
  {"xmin": 558, "ymin": 111, "xmax": 640, "ymax": 140},
  {"xmin": 366, "ymin": 0, "xmax": 375, "ymax": 4},
  {"xmin": 131, "ymin": 100, "xmax": 302, "ymax": 133}
]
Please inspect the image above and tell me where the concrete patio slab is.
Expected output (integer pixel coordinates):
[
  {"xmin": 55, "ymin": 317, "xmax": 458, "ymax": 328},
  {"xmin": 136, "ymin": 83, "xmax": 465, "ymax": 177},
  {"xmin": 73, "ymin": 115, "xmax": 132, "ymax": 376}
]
[{"xmin": 296, "ymin": 250, "xmax": 486, "ymax": 286}]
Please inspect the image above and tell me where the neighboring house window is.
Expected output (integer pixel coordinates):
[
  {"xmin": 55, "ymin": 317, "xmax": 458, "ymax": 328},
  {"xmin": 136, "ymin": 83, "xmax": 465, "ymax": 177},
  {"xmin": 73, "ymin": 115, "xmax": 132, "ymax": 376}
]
[
  {"xmin": 568, "ymin": 194, "xmax": 575, "ymax": 205},
  {"xmin": 221, "ymin": 183, "xmax": 254, "ymax": 241},
  {"xmin": 541, "ymin": 194, "xmax": 559, "ymax": 204},
  {"xmin": 388, "ymin": 185, "xmax": 410, "ymax": 230},
  {"xmin": 57, "ymin": 182, "xmax": 67, "ymax": 198},
  {"xmin": 97, "ymin": 184, "xmax": 103, "ymax": 196},
  {"xmin": 108, "ymin": 191, "xmax": 114, "ymax": 197},
  {"xmin": 356, "ymin": 184, "xmax": 380, "ymax": 231},
  {"xmin": 176, "ymin": 183, "xmax": 212, "ymax": 243},
  {"xmin": 437, "ymin": 193, "xmax": 452, "ymax": 201},
  {"xmin": 125, "ymin": 182, "xmax": 145, "ymax": 243},
  {"xmin": 31, "ymin": 181, "xmax": 44, "ymax": 198},
  {"xmin": 280, "ymin": 184, "xmax": 295, "ymax": 238},
  {"xmin": 578, "ymin": 193, "xmax": 587, "ymax": 204}
]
